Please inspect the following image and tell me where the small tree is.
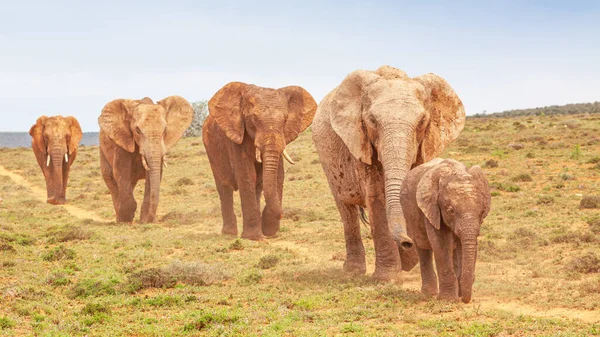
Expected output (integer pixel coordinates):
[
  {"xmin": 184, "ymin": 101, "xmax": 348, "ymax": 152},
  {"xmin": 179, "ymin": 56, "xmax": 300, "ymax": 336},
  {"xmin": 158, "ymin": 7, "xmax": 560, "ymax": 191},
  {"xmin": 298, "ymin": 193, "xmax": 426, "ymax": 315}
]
[{"xmin": 184, "ymin": 100, "xmax": 209, "ymax": 137}]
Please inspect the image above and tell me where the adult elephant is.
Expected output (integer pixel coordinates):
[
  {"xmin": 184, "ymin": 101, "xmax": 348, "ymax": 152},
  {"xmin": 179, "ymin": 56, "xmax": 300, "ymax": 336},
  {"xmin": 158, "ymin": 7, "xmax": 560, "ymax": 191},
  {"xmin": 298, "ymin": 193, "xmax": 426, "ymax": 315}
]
[
  {"xmin": 99, "ymin": 96, "xmax": 193, "ymax": 223},
  {"xmin": 29, "ymin": 116, "xmax": 83, "ymax": 205},
  {"xmin": 312, "ymin": 66, "xmax": 466, "ymax": 281},
  {"xmin": 203, "ymin": 82, "xmax": 317, "ymax": 240}
]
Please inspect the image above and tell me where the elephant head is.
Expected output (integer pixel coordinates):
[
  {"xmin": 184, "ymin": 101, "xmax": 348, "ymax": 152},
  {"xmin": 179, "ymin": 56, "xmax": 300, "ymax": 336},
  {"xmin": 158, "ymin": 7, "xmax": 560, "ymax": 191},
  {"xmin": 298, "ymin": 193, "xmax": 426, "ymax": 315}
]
[
  {"xmin": 98, "ymin": 96, "xmax": 193, "ymax": 222},
  {"xmin": 29, "ymin": 116, "xmax": 82, "ymax": 204},
  {"xmin": 209, "ymin": 82, "xmax": 317, "ymax": 235},
  {"xmin": 417, "ymin": 160, "xmax": 491, "ymax": 303},
  {"xmin": 328, "ymin": 65, "xmax": 466, "ymax": 254}
]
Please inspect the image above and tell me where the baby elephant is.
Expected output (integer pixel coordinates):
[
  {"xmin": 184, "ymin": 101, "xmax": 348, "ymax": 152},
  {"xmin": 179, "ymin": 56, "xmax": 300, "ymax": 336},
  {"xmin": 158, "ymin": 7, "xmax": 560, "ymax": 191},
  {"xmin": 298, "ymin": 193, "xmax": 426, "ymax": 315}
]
[{"xmin": 400, "ymin": 158, "xmax": 491, "ymax": 303}]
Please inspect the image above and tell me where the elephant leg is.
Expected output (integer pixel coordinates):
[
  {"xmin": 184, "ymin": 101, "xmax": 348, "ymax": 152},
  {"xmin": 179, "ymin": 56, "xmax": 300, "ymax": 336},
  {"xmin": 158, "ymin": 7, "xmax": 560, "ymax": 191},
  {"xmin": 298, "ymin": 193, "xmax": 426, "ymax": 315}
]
[
  {"xmin": 428, "ymin": 224, "xmax": 458, "ymax": 300},
  {"xmin": 239, "ymin": 182, "xmax": 261, "ymax": 240},
  {"xmin": 335, "ymin": 199, "xmax": 366, "ymax": 275},
  {"xmin": 100, "ymin": 151, "xmax": 121, "ymax": 221},
  {"xmin": 417, "ymin": 247, "xmax": 438, "ymax": 296},
  {"xmin": 217, "ymin": 183, "xmax": 237, "ymax": 236},
  {"xmin": 363, "ymin": 166, "xmax": 401, "ymax": 282},
  {"xmin": 231, "ymin": 147, "xmax": 261, "ymax": 240}
]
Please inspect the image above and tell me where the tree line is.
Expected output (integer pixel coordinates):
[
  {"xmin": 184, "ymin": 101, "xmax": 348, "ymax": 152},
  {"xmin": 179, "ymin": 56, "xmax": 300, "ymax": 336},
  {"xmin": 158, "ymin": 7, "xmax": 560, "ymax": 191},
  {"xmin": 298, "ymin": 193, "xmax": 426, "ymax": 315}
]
[{"xmin": 471, "ymin": 101, "xmax": 600, "ymax": 118}]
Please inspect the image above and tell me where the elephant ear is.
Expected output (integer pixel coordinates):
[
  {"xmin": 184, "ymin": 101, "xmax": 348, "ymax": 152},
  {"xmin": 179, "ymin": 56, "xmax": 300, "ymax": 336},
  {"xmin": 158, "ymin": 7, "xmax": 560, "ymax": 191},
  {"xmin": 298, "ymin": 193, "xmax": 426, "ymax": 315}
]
[
  {"xmin": 98, "ymin": 99, "xmax": 138, "ymax": 153},
  {"xmin": 329, "ymin": 70, "xmax": 380, "ymax": 165},
  {"xmin": 468, "ymin": 165, "xmax": 492, "ymax": 220},
  {"xmin": 65, "ymin": 116, "xmax": 83, "ymax": 154},
  {"xmin": 29, "ymin": 116, "xmax": 48, "ymax": 155},
  {"xmin": 416, "ymin": 163, "xmax": 451, "ymax": 230},
  {"xmin": 278, "ymin": 86, "xmax": 317, "ymax": 144},
  {"xmin": 208, "ymin": 82, "xmax": 247, "ymax": 144},
  {"xmin": 157, "ymin": 96, "xmax": 194, "ymax": 151},
  {"xmin": 414, "ymin": 74, "xmax": 466, "ymax": 164}
]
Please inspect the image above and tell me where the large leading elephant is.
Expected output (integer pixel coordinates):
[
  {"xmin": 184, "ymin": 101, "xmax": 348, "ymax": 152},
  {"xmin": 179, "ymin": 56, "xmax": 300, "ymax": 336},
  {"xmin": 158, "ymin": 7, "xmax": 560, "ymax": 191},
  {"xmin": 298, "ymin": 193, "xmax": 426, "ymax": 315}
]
[
  {"xmin": 312, "ymin": 66, "xmax": 466, "ymax": 281},
  {"xmin": 400, "ymin": 158, "xmax": 491, "ymax": 303},
  {"xmin": 203, "ymin": 82, "xmax": 317, "ymax": 240},
  {"xmin": 29, "ymin": 116, "xmax": 83, "ymax": 205},
  {"xmin": 98, "ymin": 96, "xmax": 193, "ymax": 223}
]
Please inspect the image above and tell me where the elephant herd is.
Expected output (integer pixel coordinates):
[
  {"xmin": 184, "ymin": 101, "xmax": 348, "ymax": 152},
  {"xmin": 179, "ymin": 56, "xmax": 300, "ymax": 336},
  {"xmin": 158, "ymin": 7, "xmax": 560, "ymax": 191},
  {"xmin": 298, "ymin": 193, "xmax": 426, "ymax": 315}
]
[{"xmin": 29, "ymin": 65, "xmax": 491, "ymax": 303}]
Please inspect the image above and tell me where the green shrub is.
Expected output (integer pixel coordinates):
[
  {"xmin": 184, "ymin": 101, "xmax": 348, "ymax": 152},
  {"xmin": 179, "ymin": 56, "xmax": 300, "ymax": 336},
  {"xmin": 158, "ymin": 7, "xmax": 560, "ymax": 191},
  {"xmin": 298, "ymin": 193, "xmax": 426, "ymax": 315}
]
[
  {"xmin": 239, "ymin": 270, "xmax": 262, "ymax": 286},
  {"xmin": 126, "ymin": 261, "xmax": 228, "ymax": 293},
  {"xmin": 587, "ymin": 157, "xmax": 600, "ymax": 164},
  {"xmin": 175, "ymin": 177, "xmax": 194, "ymax": 186},
  {"xmin": 80, "ymin": 302, "xmax": 111, "ymax": 315},
  {"xmin": 484, "ymin": 159, "xmax": 498, "ymax": 168},
  {"xmin": 42, "ymin": 246, "xmax": 76, "ymax": 262},
  {"xmin": 569, "ymin": 252, "xmax": 600, "ymax": 274},
  {"xmin": 536, "ymin": 196, "xmax": 555, "ymax": 205},
  {"xmin": 68, "ymin": 278, "xmax": 119, "ymax": 299},
  {"xmin": 0, "ymin": 317, "xmax": 15, "ymax": 330},
  {"xmin": 257, "ymin": 255, "xmax": 280, "ymax": 269},
  {"xmin": 490, "ymin": 182, "xmax": 520, "ymax": 193},
  {"xmin": 570, "ymin": 144, "xmax": 581, "ymax": 159},
  {"xmin": 559, "ymin": 172, "xmax": 575, "ymax": 181},
  {"xmin": 511, "ymin": 174, "xmax": 533, "ymax": 182},
  {"xmin": 229, "ymin": 239, "xmax": 244, "ymax": 251},
  {"xmin": 183, "ymin": 309, "xmax": 240, "ymax": 332},
  {"xmin": 580, "ymin": 196, "xmax": 600, "ymax": 209}
]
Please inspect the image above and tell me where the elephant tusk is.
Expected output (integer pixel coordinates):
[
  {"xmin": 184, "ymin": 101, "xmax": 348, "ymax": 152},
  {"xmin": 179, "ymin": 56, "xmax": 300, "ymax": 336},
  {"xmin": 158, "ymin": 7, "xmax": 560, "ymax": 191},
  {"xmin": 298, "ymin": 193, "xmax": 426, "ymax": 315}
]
[
  {"xmin": 282, "ymin": 149, "xmax": 295, "ymax": 165},
  {"xmin": 142, "ymin": 157, "xmax": 150, "ymax": 171},
  {"xmin": 255, "ymin": 148, "xmax": 262, "ymax": 163},
  {"xmin": 46, "ymin": 155, "xmax": 50, "ymax": 167},
  {"xmin": 163, "ymin": 156, "xmax": 168, "ymax": 168},
  {"xmin": 65, "ymin": 153, "xmax": 68, "ymax": 162}
]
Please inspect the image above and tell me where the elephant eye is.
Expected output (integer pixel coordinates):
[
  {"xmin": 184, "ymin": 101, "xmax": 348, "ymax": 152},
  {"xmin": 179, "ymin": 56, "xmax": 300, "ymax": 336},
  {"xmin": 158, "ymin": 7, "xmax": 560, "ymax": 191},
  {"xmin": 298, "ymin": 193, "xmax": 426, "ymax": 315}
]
[
  {"xmin": 135, "ymin": 126, "xmax": 142, "ymax": 134},
  {"xmin": 447, "ymin": 206, "xmax": 454, "ymax": 214}
]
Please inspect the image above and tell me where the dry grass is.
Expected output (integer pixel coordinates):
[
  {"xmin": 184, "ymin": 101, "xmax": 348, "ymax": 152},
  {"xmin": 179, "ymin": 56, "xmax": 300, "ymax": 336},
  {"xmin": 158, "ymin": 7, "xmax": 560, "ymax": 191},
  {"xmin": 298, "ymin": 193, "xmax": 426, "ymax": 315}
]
[{"xmin": 1, "ymin": 113, "xmax": 600, "ymax": 335}]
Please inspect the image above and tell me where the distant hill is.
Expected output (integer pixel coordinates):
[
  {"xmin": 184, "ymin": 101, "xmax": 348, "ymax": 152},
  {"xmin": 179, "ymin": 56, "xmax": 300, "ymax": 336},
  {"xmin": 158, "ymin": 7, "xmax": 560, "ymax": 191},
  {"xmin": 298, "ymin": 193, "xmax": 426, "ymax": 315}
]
[{"xmin": 470, "ymin": 101, "xmax": 600, "ymax": 118}]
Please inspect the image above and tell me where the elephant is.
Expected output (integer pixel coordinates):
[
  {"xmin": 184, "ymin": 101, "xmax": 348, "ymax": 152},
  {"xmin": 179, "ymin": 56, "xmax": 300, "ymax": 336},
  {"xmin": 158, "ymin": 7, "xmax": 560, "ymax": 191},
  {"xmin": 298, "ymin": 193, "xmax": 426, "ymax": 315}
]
[
  {"xmin": 29, "ymin": 116, "xmax": 83, "ymax": 205},
  {"xmin": 98, "ymin": 96, "xmax": 193, "ymax": 223},
  {"xmin": 203, "ymin": 82, "xmax": 317, "ymax": 240},
  {"xmin": 400, "ymin": 158, "xmax": 491, "ymax": 303},
  {"xmin": 311, "ymin": 65, "xmax": 466, "ymax": 281}
]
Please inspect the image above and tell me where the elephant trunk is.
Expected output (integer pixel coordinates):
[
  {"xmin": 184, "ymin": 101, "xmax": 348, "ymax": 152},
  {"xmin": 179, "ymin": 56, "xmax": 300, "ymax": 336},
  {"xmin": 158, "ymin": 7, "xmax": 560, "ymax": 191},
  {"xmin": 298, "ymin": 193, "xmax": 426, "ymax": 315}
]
[
  {"xmin": 48, "ymin": 145, "xmax": 65, "ymax": 204},
  {"xmin": 141, "ymin": 141, "xmax": 163, "ymax": 223},
  {"xmin": 460, "ymin": 227, "xmax": 479, "ymax": 303},
  {"xmin": 380, "ymin": 124, "xmax": 415, "ymax": 250},
  {"xmin": 261, "ymin": 145, "xmax": 283, "ymax": 236}
]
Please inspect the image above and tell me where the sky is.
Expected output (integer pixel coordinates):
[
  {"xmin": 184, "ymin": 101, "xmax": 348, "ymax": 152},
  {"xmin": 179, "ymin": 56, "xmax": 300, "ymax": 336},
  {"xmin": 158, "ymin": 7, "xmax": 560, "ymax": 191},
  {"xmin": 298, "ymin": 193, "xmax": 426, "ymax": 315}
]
[{"xmin": 0, "ymin": 0, "xmax": 599, "ymax": 132}]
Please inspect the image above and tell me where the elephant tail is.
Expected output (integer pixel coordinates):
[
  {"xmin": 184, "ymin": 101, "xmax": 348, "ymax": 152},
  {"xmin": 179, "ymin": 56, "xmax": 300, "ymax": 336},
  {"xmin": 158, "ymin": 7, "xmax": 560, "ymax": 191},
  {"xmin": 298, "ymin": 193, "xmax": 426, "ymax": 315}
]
[{"xmin": 359, "ymin": 207, "xmax": 370, "ymax": 226}]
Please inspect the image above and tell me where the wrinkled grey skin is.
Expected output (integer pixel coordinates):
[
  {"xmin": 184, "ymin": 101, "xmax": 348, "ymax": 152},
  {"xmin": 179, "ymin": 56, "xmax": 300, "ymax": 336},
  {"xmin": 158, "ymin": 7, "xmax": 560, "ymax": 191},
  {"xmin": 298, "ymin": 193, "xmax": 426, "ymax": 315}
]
[
  {"xmin": 312, "ymin": 65, "xmax": 466, "ymax": 281},
  {"xmin": 400, "ymin": 158, "xmax": 491, "ymax": 303}
]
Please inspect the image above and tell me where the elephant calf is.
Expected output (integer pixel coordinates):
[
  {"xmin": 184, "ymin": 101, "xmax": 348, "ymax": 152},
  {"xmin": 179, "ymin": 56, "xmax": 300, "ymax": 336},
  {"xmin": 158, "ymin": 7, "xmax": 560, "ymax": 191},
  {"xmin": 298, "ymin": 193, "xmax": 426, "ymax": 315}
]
[{"xmin": 400, "ymin": 158, "xmax": 491, "ymax": 303}]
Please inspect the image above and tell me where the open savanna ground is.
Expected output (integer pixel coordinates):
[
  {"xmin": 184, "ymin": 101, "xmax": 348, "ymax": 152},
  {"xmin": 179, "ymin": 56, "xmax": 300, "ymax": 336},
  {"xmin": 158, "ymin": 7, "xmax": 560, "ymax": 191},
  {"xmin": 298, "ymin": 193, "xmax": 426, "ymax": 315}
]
[{"xmin": 0, "ymin": 113, "xmax": 599, "ymax": 336}]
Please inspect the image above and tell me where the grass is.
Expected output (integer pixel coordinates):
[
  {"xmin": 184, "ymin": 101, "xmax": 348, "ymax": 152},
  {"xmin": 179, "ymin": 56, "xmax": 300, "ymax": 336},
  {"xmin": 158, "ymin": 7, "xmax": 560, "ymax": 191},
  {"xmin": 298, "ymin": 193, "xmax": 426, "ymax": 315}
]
[{"xmin": 1, "ymin": 114, "xmax": 600, "ymax": 335}]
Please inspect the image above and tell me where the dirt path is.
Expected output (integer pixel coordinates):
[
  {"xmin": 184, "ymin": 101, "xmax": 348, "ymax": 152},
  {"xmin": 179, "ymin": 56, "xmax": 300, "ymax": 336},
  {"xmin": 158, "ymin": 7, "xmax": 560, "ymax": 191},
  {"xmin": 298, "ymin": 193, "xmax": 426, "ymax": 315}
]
[
  {"xmin": 275, "ymin": 234, "xmax": 599, "ymax": 324},
  {"xmin": 0, "ymin": 165, "xmax": 108, "ymax": 223},
  {"xmin": 400, "ymin": 279, "xmax": 599, "ymax": 324}
]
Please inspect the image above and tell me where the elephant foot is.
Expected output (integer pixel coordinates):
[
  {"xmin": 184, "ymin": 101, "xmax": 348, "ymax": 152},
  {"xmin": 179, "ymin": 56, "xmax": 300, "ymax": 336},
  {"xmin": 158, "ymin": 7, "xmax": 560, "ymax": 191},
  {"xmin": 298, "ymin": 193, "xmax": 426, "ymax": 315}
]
[
  {"xmin": 372, "ymin": 266, "xmax": 402, "ymax": 283},
  {"xmin": 47, "ymin": 197, "xmax": 66, "ymax": 205},
  {"xmin": 343, "ymin": 258, "xmax": 366, "ymax": 275},
  {"xmin": 221, "ymin": 226, "xmax": 238, "ymax": 236},
  {"xmin": 241, "ymin": 231, "xmax": 264, "ymax": 241},
  {"xmin": 421, "ymin": 284, "xmax": 438, "ymax": 297},
  {"xmin": 436, "ymin": 291, "xmax": 459, "ymax": 302}
]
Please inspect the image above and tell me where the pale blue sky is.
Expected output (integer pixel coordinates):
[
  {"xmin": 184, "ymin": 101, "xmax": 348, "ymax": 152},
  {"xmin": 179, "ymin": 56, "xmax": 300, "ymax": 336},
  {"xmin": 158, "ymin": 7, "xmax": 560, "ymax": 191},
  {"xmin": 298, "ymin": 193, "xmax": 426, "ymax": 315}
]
[{"xmin": 1, "ymin": 1, "xmax": 599, "ymax": 131}]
